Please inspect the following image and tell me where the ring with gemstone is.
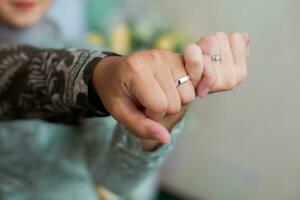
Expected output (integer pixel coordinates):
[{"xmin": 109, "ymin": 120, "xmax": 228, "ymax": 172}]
[
  {"xmin": 175, "ymin": 75, "xmax": 191, "ymax": 87},
  {"xmin": 211, "ymin": 55, "xmax": 222, "ymax": 62}
]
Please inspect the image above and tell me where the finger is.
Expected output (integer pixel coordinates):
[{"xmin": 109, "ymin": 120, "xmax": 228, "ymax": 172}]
[
  {"xmin": 213, "ymin": 32, "xmax": 240, "ymax": 90},
  {"xmin": 196, "ymin": 35, "xmax": 220, "ymax": 97},
  {"xmin": 155, "ymin": 67, "xmax": 181, "ymax": 115},
  {"xmin": 214, "ymin": 32, "xmax": 234, "ymax": 65},
  {"xmin": 229, "ymin": 33, "xmax": 248, "ymax": 84},
  {"xmin": 197, "ymin": 55, "xmax": 218, "ymax": 97},
  {"xmin": 197, "ymin": 35, "xmax": 220, "ymax": 56},
  {"xmin": 171, "ymin": 54, "xmax": 196, "ymax": 105},
  {"xmin": 183, "ymin": 44, "xmax": 204, "ymax": 88},
  {"xmin": 113, "ymin": 98, "xmax": 171, "ymax": 144},
  {"xmin": 131, "ymin": 73, "xmax": 168, "ymax": 121},
  {"xmin": 229, "ymin": 32, "xmax": 246, "ymax": 66}
]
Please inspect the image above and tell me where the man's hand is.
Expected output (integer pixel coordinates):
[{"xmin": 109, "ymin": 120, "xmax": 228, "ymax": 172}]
[{"xmin": 92, "ymin": 50, "xmax": 203, "ymax": 145}]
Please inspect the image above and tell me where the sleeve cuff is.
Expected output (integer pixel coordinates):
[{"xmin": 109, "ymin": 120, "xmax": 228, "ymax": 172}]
[
  {"xmin": 114, "ymin": 117, "xmax": 185, "ymax": 168},
  {"xmin": 72, "ymin": 50, "xmax": 121, "ymax": 117},
  {"xmin": 99, "ymin": 118, "xmax": 186, "ymax": 195}
]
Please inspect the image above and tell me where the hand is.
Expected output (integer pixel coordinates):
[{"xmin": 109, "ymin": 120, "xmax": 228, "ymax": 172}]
[
  {"xmin": 140, "ymin": 31, "xmax": 250, "ymax": 150},
  {"xmin": 183, "ymin": 32, "xmax": 250, "ymax": 98},
  {"xmin": 140, "ymin": 105, "xmax": 189, "ymax": 151},
  {"xmin": 92, "ymin": 50, "xmax": 202, "ymax": 144}
]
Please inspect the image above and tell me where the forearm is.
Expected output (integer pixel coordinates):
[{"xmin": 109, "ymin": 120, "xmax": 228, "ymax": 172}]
[
  {"xmin": 86, "ymin": 117, "xmax": 185, "ymax": 196},
  {"xmin": 0, "ymin": 44, "xmax": 111, "ymax": 121}
]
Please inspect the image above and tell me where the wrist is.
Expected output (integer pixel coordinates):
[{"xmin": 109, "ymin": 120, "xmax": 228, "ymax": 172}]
[
  {"xmin": 89, "ymin": 53, "xmax": 122, "ymax": 115},
  {"xmin": 92, "ymin": 55, "xmax": 123, "ymax": 87}
]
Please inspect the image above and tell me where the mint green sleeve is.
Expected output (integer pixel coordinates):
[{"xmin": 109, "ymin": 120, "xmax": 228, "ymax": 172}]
[{"xmin": 83, "ymin": 117, "xmax": 185, "ymax": 196}]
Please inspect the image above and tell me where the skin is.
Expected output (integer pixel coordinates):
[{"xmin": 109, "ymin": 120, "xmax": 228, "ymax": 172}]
[
  {"xmin": 0, "ymin": 0, "xmax": 53, "ymax": 28},
  {"xmin": 93, "ymin": 50, "xmax": 193, "ymax": 145},
  {"xmin": 196, "ymin": 32, "xmax": 250, "ymax": 98},
  {"xmin": 93, "ymin": 33, "xmax": 250, "ymax": 150},
  {"xmin": 0, "ymin": 0, "xmax": 250, "ymax": 151}
]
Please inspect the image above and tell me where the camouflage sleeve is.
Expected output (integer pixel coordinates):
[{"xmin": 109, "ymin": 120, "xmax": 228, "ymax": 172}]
[{"xmin": 0, "ymin": 44, "xmax": 116, "ymax": 123}]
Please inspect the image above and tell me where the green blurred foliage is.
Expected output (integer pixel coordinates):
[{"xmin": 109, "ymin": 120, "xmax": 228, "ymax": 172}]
[{"xmin": 85, "ymin": 0, "xmax": 190, "ymax": 54}]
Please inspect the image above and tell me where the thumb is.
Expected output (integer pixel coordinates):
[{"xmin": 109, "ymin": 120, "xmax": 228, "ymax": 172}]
[
  {"xmin": 197, "ymin": 55, "xmax": 218, "ymax": 98},
  {"xmin": 183, "ymin": 44, "xmax": 204, "ymax": 88},
  {"xmin": 112, "ymin": 98, "xmax": 171, "ymax": 144}
]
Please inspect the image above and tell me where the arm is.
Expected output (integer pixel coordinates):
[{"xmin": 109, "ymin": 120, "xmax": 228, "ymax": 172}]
[
  {"xmin": 85, "ymin": 32, "xmax": 250, "ymax": 195},
  {"xmin": 0, "ymin": 44, "xmax": 113, "ymax": 122},
  {"xmin": 84, "ymin": 115, "xmax": 186, "ymax": 196},
  {"xmin": 85, "ymin": 49, "xmax": 194, "ymax": 195}
]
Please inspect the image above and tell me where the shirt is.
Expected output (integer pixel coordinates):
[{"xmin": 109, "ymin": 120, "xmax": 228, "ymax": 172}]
[{"xmin": 0, "ymin": 17, "xmax": 184, "ymax": 200}]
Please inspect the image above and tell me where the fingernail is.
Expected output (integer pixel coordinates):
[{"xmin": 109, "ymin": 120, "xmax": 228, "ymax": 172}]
[
  {"xmin": 198, "ymin": 87, "xmax": 210, "ymax": 99},
  {"xmin": 148, "ymin": 120, "xmax": 171, "ymax": 144},
  {"xmin": 151, "ymin": 131, "xmax": 170, "ymax": 144},
  {"xmin": 242, "ymin": 33, "xmax": 250, "ymax": 45}
]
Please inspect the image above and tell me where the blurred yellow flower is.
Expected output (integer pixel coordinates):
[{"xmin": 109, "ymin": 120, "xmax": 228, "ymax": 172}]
[
  {"xmin": 87, "ymin": 32, "xmax": 105, "ymax": 46},
  {"xmin": 97, "ymin": 186, "xmax": 121, "ymax": 200},
  {"xmin": 111, "ymin": 23, "xmax": 131, "ymax": 55},
  {"xmin": 155, "ymin": 33, "xmax": 178, "ymax": 50}
]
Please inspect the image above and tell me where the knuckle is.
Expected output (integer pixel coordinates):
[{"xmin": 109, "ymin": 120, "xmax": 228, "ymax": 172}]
[
  {"xmin": 167, "ymin": 102, "xmax": 181, "ymax": 115},
  {"xmin": 188, "ymin": 53, "xmax": 203, "ymax": 67},
  {"xmin": 147, "ymin": 49, "xmax": 171, "ymax": 69},
  {"xmin": 230, "ymin": 32, "xmax": 242, "ymax": 40},
  {"xmin": 130, "ymin": 64, "xmax": 143, "ymax": 74},
  {"xmin": 168, "ymin": 106, "xmax": 181, "ymax": 115},
  {"xmin": 225, "ymin": 77, "xmax": 237, "ymax": 89},
  {"xmin": 215, "ymin": 32, "xmax": 229, "ymax": 44},
  {"xmin": 197, "ymin": 35, "xmax": 219, "ymax": 54},
  {"xmin": 201, "ymin": 35, "xmax": 218, "ymax": 46},
  {"xmin": 155, "ymin": 100, "xmax": 168, "ymax": 115},
  {"xmin": 148, "ymin": 49, "xmax": 160, "ymax": 57},
  {"xmin": 230, "ymin": 32, "xmax": 244, "ymax": 49},
  {"xmin": 148, "ymin": 49, "xmax": 167, "ymax": 61},
  {"xmin": 238, "ymin": 69, "xmax": 248, "ymax": 84},
  {"xmin": 125, "ymin": 55, "xmax": 141, "ymax": 73},
  {"xmin": 215, "ymin": 32, "xmax": 227, "ymax": 39},
  {"xmin": 181, "ymin": 91, "xmax": 196, "ymax": 105}
]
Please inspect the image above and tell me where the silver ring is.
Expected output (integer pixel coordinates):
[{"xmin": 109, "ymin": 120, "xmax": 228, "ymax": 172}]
[
  {"xmin": 211, "ymin": 55, "xmax": 222, "ymax": 62},
  {"xmin": 175, "ymin": 75, "xmax": 191, "ymax": 87}
]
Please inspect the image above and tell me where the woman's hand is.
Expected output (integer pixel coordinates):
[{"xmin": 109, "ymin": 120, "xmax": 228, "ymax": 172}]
[
  {"xmin": 184, "ymin": 32, "xmax": 250, "ymax": 98},
  {"xmin": 92, "ymin": 50, "xmax": 203, "ymax": 145}
]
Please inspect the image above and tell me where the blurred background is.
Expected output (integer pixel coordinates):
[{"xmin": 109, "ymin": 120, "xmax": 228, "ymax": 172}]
[{"xmin": 45, "ymin": 0, "xmax": 300, "ymax": 199}]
